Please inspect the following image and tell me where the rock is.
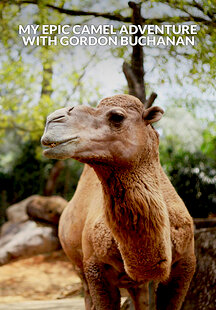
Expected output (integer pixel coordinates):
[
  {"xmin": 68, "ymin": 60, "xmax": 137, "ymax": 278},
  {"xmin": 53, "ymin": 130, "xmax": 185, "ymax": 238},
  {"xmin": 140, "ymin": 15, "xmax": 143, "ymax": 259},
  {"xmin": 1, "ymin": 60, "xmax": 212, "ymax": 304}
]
[
  {"xmin": 6, "ymin": 195, "xmax": 39, "ymax": 223},
  {"xmin": 0, "ymin": 195, "xmax": 67, "ymax": 265},
  {"xmin": 181, "ymin": 227, "xmax": 216, "ymax": 310},
  {"xmin": 57, "ymin": 283, "xmax": 84, "ymax": 299},
  {"xmin": 0, "ymin": 221, "xmax": 60, "ymax": 265},
  {"xmin": 26, "ymin": 196, "xmax": 68, "ymax": 225}
]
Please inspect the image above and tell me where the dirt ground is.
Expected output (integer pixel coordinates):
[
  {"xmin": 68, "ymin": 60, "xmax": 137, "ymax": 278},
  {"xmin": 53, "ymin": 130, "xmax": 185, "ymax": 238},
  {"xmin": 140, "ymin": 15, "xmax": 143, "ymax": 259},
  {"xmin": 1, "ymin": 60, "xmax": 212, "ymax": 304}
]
[{"xmin": 0, "ymin": 250, "xmax": 81, "ymax": 304}]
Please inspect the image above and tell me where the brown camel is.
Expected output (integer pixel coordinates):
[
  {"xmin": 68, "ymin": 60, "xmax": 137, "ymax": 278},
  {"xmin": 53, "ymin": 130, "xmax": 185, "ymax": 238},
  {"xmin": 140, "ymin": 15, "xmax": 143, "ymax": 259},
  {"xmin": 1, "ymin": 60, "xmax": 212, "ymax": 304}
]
[{"xmin": 41, "ymin": 94, "xmax": 196, "ymax": 310}]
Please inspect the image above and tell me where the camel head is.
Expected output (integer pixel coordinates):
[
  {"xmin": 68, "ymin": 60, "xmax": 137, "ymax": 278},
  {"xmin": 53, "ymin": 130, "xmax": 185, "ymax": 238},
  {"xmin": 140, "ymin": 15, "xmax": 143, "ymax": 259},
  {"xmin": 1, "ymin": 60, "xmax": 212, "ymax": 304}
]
[{"xmin": 41, "ymin": 94, "xmax": 164, "ymax": 166}]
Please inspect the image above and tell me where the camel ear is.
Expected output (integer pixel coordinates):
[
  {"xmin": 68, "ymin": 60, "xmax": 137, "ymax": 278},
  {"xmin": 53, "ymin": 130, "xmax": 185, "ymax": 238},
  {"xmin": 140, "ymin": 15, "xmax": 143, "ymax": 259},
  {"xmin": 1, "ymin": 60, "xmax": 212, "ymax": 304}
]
[{"xmin": 142, "ymin": 106, "xmax": 164, "ymax": 125}]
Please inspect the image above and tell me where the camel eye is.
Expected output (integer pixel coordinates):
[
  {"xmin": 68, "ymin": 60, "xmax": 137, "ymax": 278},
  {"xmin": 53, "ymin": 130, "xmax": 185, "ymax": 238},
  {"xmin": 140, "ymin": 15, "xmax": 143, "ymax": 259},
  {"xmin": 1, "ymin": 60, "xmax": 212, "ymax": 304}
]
[{"xmin": 108, "ymin": 111, "xmax": 125, "ymax": 124}]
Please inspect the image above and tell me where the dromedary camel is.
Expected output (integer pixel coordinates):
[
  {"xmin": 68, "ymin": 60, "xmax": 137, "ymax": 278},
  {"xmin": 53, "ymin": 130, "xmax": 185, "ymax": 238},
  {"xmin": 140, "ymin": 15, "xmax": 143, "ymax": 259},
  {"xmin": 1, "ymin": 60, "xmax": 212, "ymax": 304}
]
[{"xmin": 41, "ymin": 94, "xmax": 196, "ymax": 310}]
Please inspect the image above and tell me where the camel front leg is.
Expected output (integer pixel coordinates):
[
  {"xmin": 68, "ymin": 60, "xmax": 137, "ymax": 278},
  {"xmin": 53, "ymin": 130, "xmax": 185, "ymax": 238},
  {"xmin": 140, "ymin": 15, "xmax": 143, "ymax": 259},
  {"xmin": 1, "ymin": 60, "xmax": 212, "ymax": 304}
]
[
  {"xmin": 156, "ymin": 254, "xmax": 196, "ymax": 310},
  {"xmin": 83, "ymin": 277, "xmax": 95, "ymax": 310},
  {"xmin": 127, "ymin": 283, "xmax": 149, "ymax": 310},
  {"xmin": 84, "ymin": 256, "xmax": 121, "ymax": 310},
  {"xmin": 76, "ymin": 269, "xmax": 95, "ymax": 310}
]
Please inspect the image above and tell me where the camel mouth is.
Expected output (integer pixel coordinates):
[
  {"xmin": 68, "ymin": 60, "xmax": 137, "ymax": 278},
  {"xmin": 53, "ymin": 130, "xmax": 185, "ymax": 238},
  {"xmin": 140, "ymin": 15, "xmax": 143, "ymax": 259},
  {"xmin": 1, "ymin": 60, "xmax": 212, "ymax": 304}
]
[{"xmin": 42, "ymin": 136, "xmax": 79, "ymax": 150}]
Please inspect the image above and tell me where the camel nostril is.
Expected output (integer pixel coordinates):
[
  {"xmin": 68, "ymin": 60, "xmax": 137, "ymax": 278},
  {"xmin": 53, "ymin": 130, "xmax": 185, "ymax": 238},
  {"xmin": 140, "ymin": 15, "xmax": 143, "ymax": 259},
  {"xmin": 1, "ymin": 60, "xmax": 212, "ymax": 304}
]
[
  {"xmin": 51, "ymin": 115, "xmax": 65, "ymax": 122},
  {"xmin": 68, "ymin": 107, "xmax": 74, "ymax": 114}
]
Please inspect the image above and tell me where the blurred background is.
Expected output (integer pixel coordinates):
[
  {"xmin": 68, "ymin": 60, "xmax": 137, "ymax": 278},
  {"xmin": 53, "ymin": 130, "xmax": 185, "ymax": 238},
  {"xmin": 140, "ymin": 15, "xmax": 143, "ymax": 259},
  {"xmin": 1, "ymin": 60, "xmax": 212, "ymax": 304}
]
[{"xmin": 0, "ymin": 0, "xmax": 215, "ymax": 308}]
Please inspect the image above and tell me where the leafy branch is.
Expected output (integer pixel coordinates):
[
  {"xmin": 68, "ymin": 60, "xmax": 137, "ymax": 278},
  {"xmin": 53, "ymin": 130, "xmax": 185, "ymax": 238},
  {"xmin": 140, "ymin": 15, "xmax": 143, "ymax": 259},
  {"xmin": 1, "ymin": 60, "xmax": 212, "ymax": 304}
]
[{"xmin": 16, "ymin": 0, "xmax": 216, "ymax": 26}]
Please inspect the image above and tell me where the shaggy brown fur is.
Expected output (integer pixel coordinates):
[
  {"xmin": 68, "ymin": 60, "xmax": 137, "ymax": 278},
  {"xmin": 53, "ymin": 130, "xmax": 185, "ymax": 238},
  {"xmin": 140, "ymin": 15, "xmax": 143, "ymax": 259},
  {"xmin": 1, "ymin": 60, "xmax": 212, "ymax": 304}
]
[{"xmin": 41, "ymin": 94, "xmax": 196, "ymax": 310}]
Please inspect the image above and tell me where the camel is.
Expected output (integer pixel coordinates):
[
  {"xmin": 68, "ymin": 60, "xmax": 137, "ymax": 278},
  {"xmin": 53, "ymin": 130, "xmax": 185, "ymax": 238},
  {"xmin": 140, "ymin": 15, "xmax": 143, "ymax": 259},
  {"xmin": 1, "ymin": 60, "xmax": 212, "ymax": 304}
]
[{"xmin": 41, "ymin": 94, "xmax": 196, "ymax": 310}]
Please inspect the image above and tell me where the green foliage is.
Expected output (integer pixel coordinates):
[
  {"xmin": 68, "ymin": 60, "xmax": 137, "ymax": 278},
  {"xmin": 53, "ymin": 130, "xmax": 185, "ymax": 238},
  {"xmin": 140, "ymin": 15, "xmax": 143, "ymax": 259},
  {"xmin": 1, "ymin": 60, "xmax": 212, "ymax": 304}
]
[
  {"xmin": 0, "ymin": 139, "xmax": 83, "ymax": 225},
  {"xmin": 201, "ymin": 122, "xmax": 216, "ymax": 160},
  {"xmin": 0, "ymin": 140, "xmax": 51, "ymax": 205},
  {"xmin": 0, "ymin": 0, "xmax": 103, "ymax": 143},
  {"xmin": 9, "ymin": 140, "xmax": 49, "ymax": 201},
  {"xmin": 160, "ymin": 150, "xmax": 216, "ymax": 218},
  {"xmin": 160, "ymin": 116, "xmax": 216, "ymax": 218},
  {"xmin": 159, "ymin": 106, "xmax": 204, "ymax": 155}
]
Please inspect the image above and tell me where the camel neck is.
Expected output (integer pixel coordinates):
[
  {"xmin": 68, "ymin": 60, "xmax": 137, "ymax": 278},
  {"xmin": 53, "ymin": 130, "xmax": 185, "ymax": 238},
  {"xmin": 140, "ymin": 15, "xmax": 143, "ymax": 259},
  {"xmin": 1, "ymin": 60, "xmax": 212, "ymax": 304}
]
[
  {"xmin": 93, "ymin": 160, "xmax": 171, "ymax": 282},
  {"xmin": 93, "ymin": 160, "xmax": 167, "ymax": 242}
]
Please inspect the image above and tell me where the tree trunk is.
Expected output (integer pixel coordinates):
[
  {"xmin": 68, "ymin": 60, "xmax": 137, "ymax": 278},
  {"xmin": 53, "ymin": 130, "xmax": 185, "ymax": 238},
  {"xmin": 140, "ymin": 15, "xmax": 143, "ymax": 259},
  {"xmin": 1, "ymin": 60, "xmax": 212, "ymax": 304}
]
[
  {"xmin": 193, "ymin": 218, "xmax": 216, "ymax": 229},
  {"xmin": 123, "ymin": 1, "xmax": 157, "ymax": 108},
  {"xmin": 40, "ymin": 48, "xmax": 65, "ymax": 196},
  {"xmin": 44, "ymin": 161, "xmax": 65, "ymax": 196}
]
